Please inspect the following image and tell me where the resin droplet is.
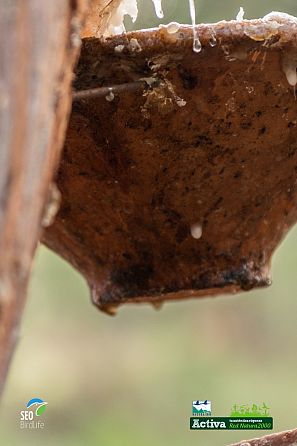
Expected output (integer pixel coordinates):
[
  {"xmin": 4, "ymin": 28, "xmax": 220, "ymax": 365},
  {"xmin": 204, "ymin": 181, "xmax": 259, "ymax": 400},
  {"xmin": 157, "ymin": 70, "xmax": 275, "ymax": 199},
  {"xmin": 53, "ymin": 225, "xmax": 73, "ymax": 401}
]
[
  {"xmin": 151, "ymin": 0, "xmax": 164, "ymax": 19},
  {"xmin": 166, "ymin": 22, "xmax": 180, "ymax": 34},
  {"xmin": 114, "ymin": 44, "xmax": 125, "ymax": 53},
  {"xmin": 286, "ymin": 68, "xmax": 297, "ymax": 87},
  {"xmin": 176, "ymin": 98, "xmax": 187, "ymax": 107},
  {"xmin": 129, "ymin": 37, "xmax": 142, "ymax": 52},
  {"xmin": 105, "ymin": 89, "xmax": 115, "ymax": 102},
  {"xmin": 189, "ymin": 0, "xmax": 202, "ymax": 53},
  {"xmin": 42, "ymin": 183, "xmax": 61, "ymax": 227},
  {"xmin": 236, "ymin": 7, "xmax": 245, "ymax": 21},
  {"xmin": 90, "ymin": 285, "xmax": 119, "ymax": 316},
  {"xmin": 209, "ymin": 33, "xmax": 217, "ymax": 47},
  {"xmin": 282, "ymin": 52, "xmax": 297, "ymax": 87},
  {"xmin": 151, "ymin": 301, "xmax": 164, "ymax": 310},
  {"xmin": 104, "ymin": 305, "xmax": 118, "ymax": 316},
  {"xmin": 190, "ymin": 223, "xmax": 203, "ymax": 239}
]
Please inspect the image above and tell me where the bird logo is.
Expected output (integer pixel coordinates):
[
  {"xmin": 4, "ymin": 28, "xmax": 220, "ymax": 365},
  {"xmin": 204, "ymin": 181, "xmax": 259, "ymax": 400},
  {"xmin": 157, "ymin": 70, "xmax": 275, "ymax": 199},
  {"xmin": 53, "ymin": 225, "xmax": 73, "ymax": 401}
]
[
  {"xmin": 26, "ymin": 398, "xmax": 48, "ymax": 417},
  {"xmin": 192, "ymin": 400, "xmax": 211, "ymax": 416}
]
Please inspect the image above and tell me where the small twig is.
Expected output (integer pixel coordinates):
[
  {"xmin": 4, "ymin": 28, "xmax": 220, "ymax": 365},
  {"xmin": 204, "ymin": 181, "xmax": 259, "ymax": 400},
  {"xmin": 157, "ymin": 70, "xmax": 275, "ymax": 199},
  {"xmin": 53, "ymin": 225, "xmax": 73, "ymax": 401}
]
[
  {"xmin": 72, "ymin": 80, "xmax": 148, "ymax": 101},
  {"xmin": 229, "ymin": 427, "xmax": 297, "ymax": 446}
]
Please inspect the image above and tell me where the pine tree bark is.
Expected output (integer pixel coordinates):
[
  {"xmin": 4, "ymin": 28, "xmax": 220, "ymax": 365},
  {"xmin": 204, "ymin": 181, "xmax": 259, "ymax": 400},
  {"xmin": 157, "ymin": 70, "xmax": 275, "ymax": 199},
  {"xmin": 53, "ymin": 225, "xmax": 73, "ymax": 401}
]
[{"xmin": 0, "ymin": 0, "xmax": 88, "ymax": 395}]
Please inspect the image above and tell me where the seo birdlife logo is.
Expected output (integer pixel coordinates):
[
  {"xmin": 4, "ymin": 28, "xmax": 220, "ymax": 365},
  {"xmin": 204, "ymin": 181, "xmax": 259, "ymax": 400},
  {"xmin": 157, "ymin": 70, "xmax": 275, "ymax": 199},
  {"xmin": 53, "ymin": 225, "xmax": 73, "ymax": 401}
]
[{"xmin": 20, "ymin": 398, "xmax": 48, "ymax": 429}]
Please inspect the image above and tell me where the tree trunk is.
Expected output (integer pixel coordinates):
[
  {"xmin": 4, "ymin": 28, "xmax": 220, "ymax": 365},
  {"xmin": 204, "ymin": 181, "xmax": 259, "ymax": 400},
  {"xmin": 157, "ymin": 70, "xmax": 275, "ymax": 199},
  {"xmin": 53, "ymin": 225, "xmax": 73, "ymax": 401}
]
[{"xmin": 0, "ymin": 0, "xmax": 88, "ymax": 395}]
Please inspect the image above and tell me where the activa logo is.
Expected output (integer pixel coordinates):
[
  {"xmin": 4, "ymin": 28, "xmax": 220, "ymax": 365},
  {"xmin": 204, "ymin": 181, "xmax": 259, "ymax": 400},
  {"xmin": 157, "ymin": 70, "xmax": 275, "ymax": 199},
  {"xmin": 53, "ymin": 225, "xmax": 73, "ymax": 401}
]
[
  {"xmin": 190, "ymin": 401, "xmax": 273, "ymax": 431},
  {"xmin": 192, "ymin": 419, "xmax": 226, "ymax": 429},
  {"xmin": 20, "ymin": 398, "xmax": 48, "ymax": 429}
]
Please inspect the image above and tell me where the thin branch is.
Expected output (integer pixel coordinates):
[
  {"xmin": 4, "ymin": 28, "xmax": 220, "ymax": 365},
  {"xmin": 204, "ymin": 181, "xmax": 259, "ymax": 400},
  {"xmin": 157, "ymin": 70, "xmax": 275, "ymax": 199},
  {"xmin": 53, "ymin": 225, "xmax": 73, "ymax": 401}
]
[
  {"xmin": 229, "ymin": 428, "xmax": 297, "ymax": 446},
  {"xmin": 72, "ymin": 80, "xmax": 148, "ymax": 101}
]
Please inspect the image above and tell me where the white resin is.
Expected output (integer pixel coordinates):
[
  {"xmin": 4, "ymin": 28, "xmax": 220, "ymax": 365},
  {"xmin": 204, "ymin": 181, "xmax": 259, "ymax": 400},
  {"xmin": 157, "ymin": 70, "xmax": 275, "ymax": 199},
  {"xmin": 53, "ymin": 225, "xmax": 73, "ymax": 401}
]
[
  {"xmin": 151, "ymin": 0, "xmax": 164, "ymax": 19},
  {"xmin": 191, "ymin": 223, "xmax": 203, "ymax": 239},
  {"xmin": 129, "ymin": 37, "xmax": 142, "ymax": 52},
  {"xmin": 105, "ymin": 89, "xmax": 115, "ymax": 102},
  {"xmin": 282, "ymin": 55, "xmax": 297, "ymax": 87},
  {"xmin": 189, "ymin": 0, "xmax": 202, "ymax": 53},
  {"xmin": 166, "ymin": 22, "xmax": 180, "ymax": 34},
  {"xmin": 104, "ymin": 0, "xmax": 138, "ymax": 36},
  {"xmin": 114, "ymin": 44, "xmax": 125, "ymax": 53},
  {"xmin": 236, "ymin": 7, "xmax": 245, "ymax": 21},
  {"xmin": 263, "ymin": 11, "xmax": 297, "ymax": 24}
]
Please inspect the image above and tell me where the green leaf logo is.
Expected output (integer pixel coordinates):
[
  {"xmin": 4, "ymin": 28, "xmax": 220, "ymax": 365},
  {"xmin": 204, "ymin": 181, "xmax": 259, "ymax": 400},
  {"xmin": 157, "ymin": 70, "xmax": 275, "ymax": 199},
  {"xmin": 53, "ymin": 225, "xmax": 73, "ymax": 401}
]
[{"xmin": 36, "ymin": 403, "xmax": 47, "ymax": 417}]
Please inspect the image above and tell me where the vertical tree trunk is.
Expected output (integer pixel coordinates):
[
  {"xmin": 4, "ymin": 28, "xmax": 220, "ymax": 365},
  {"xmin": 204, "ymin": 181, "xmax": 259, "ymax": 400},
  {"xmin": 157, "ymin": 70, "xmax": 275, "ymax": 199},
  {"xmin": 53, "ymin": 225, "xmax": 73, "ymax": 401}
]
[{"xmin": 0, "ymin": 0, "xmax": 88, "ymax": 395}]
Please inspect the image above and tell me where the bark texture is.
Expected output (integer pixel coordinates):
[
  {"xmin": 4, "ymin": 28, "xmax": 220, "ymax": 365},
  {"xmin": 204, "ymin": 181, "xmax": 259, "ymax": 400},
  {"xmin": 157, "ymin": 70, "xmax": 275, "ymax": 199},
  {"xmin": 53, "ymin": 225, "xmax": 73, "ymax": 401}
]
[
  {"xmin": 81, "ymin": 0, "xmax": 120, "ymax": 37},
  {"xmin": 0, "ymin": 0, "xmax": 88, "ymax": 394},
  {"xmin": 43, "ymin": 20, "xmax": 297, "ymax": 313}
]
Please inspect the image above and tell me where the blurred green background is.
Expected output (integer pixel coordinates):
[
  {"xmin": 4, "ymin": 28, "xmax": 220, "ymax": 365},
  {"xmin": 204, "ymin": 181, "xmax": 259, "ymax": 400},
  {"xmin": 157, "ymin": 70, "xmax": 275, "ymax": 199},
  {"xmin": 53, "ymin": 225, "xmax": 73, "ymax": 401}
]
[{"xmin": 2, "ymin": 1, "xmax": 297, "ymax": 445}]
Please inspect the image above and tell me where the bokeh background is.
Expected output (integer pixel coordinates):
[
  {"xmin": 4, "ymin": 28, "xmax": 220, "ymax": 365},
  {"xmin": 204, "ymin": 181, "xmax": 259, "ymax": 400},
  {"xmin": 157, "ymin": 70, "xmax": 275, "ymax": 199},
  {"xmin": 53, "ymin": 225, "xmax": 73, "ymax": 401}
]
[{"xmin": 1, "ymin": 1, "xmax": 297, "ymax": 445}]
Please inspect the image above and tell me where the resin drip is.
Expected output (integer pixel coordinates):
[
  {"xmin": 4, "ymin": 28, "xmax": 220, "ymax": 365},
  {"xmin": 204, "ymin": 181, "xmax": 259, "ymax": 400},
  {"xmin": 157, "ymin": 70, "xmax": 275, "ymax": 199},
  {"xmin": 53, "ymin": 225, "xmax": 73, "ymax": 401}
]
[
  {"xmin": 189, "ymin": 0, "xmax": 201, "ymax": 53},
  {"xmin": 103, "ymin": 0, "xmax": 138, "ymax": 36},
  {"xmin": 104, "ymin": 0, "xmax": 165, "ymax": 36},
  {"xmin": 151, "ymin": 0, "xmax": 164, "ymax": 18},
  {"xmin": 236, "ymin": 7, "xmax": 245, "ymax": 21},
  {"xmin": 282, "ymin": 52, "xmax": 297, "ymax": 87}
]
